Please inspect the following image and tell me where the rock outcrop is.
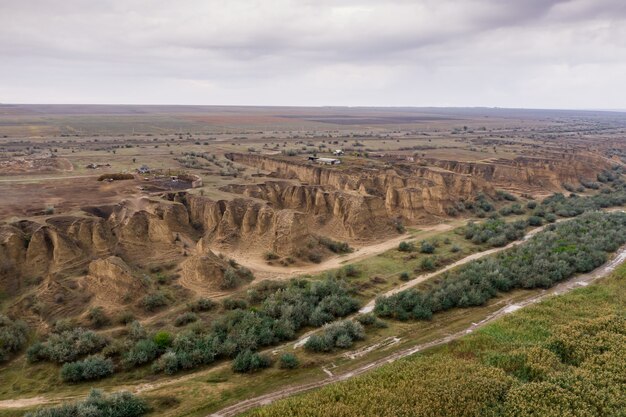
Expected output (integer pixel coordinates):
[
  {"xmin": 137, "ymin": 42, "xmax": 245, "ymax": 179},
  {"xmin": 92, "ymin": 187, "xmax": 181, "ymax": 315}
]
[
  {"xmin": 225, "ymin": 153, "xmax": 489, "ymax": 220},
  {"xmin": 84, "ymin": 256, "xmax": 146, "ymax": 309}
]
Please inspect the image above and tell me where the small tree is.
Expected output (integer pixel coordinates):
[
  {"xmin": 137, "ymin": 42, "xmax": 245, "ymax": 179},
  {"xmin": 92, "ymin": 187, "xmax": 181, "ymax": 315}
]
[
  {"xmin": 153, "ymin": 331, "xmax": 173, "ymax": 349},
  {"xmin": 88, "ymin": 306, "xmax": 110, "ymax": 328},
  {"xmin": 398, "ymin": 241, "xmax": 415, "ymax": 252}
]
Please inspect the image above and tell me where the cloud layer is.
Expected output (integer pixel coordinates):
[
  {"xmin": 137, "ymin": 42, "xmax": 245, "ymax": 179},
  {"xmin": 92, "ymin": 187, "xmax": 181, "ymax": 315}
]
[{"xmin": 1, "ymin": 0, "xmax": 625, "ymax": 108}]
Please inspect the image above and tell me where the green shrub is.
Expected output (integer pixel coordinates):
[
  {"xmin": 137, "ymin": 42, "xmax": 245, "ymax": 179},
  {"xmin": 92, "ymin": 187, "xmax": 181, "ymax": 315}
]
[
  {"xmin": 153, "ymin": 331, "xmax": 173, "ymax": 349},
  {"xmin": 232, "ymin": 350, "xmax": 272, "ymax": 373},
  {"xmin": 420, "ymin": 241, "xmax": 436, "ymax": 254},
  {"xmin": 117, "ymin": 312, "xmax": 135, "ymax": 325},
  {"xmin": 318, "ymin": 237, "xmax": 352, "ymax": 254},
  {"xmin": 88, "ymin": 306, "xmax": 110, "ymax": 328},
  {"xmin": 305, "ymin": 321, "xmax": 365, "ymax": 352},
  {"xmin": 398, "ymin": 241, "xmax": 415, "ymax": 252},
  {"xmin": 141, "ymin": 292, "xmax": 168, "ymax": 311},
  {"xmin": 279, "ymin": 353, "xmax": 299, "ymax": 369},
  {"xmin": 264, "ymin": 251, "xmax": 279, "ymax": 260},
  {"xmin": 24, "ymin": 389, "xmax": 147, "ymax": 417},
  {"xmin": 222, "ymin": 298, "xmax": 248, "ymax": 310},
  {"xmin": 60, "ymin": 355, "xmax": 114, "ymax": 382},
  {"xmin": 188, "ymin": 297, "xmax": 216, "ymax": 312},
  {"xmin": 355, "ymin": 313, "xmax": 387, "ymax": 328},
  {"xmin": 221, "ymin": 266, "xmax": 255, "ymax": 290},
  {"xmin": 0, "ymin": 314, "xmax": 28, "ymax": 362},
  {"xmin": 420, "ymin": 257, "xmax": 436, "ymax": 271},
  {"xmin": 174, "ymin": 312, "xmax": 198, "ymax": 327},
  {"xmin": 399, "ymin": 271, "xmax": 410, "ymax": 281},
  {"xmin": 27, "ymin": 328, "xmax": 107, "ymax": 364},
  {"xmin": 343, "ymin": 264, "xmax": 360, "ymax": 278},
  {"xmin": 127, "ymin": 321, "xmax": 147, "ymax": 341},
  {"xmin": 123, "ymin": 339, "xmax": 161, "ymax": 368}
]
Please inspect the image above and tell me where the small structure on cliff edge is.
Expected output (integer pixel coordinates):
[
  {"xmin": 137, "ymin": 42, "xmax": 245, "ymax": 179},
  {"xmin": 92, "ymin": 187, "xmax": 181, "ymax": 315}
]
[{"xmin": 316, "ymin": 157, "xmax": 341, "ymax": 165}]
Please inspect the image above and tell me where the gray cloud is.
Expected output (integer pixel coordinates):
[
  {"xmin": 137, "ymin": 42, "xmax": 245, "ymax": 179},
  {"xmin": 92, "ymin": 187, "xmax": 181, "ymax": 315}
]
[{"xmin": 0, "ymin": 0, "xmax": 625, "ymax": 108}]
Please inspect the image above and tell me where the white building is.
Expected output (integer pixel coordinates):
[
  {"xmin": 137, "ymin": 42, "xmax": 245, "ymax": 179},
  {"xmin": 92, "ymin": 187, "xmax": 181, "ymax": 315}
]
[{"xmin": 317, "ymin": 158, "xmax": 341, "ymax": 165}]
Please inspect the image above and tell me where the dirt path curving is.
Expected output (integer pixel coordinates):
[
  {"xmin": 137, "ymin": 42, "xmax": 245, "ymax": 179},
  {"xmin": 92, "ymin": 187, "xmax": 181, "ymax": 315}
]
[{"xmin": 229, "ymin": 223, "xmax": 456, "ymax": 281}]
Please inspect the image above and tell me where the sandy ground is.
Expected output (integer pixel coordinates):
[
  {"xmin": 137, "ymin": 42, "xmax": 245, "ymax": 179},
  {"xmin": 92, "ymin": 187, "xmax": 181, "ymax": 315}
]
[{"xmin": 226, "ymin": 223, "xmax": 455, "ymax": 281}]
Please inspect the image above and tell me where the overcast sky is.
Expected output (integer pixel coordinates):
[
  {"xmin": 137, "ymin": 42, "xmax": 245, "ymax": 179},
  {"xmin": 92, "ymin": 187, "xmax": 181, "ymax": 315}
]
[{"xmin": 1, "ymin": 0, "xmax": 625, "ymax": 108}]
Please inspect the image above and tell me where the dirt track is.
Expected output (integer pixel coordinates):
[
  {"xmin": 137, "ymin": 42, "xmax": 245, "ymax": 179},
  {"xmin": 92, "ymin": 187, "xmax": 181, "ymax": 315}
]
[{"xmin": 230, "ymin": 223, "xmax": 455, "ymax": 280}]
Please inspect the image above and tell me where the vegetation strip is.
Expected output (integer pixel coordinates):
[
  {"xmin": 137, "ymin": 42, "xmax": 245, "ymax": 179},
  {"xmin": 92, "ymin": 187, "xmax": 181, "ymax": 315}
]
[{"xmin": 375, "ymin": 211, "xmax": 626, "ymax": 320}]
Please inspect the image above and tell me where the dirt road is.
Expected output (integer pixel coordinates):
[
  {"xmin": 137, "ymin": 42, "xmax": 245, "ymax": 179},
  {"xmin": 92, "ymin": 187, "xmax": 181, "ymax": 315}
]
[
  {"xmin": 209, "ymin": 243, "xmax": 626, "ymax": 417},
  {"xmin": 0, "ymin": 174, "xmax": 94, "ymax": 182},
  {"xmin": 229, "ymin": 223, "xmax": 455, "ymax": 280}
]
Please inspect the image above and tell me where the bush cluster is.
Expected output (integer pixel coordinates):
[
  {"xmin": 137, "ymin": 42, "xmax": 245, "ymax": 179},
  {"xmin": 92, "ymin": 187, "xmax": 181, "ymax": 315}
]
[
  {"xmin": 150, "ymin": 278, "xmax": 359, "ymax": 374},
  {"xmin": 60, "ymin": 355, "xmax": 114, "ymax": 382},
  {"xmin": 141, "ymin": 292, "xmax": 168, "ymax": 311},
  {"xmin": 0, "ymin": 314, "xmax": 28, "ymax": 362},
  {"xmin": 174, "ymin": 312, "xmax": 198, "ymax": 327},
  {"xmin": 376, "ymin": 212, "xmax": 626, "ymax": 321},
  {"xmin": 279, "ymin": 353, "xmax": 299, "ymax": 369},
  {"xmin": 188, "ymin": 297, "xmax": 216, "ymax": 312},
  {"xmin": 304, "ymin": 320, "xmax": 365, "ymax": 352},
  {"xmin": 232, "ymin": 349, "xmax": 272, "ymax": 373},
  {"xmin": 25, "ymin": 389, "xmax": 147, "ymax": 417},
  {"xmin": 27, "ymin": 328, "xmax": 107, "ymax": 364},
  {"xmin": 318, "ymin": 237, "xmax": 353, "ymax": 254},
  {"xmin": 220, "ymin": 265, "xmax": 255, "ymax": 290},
  {"xmin": 463, "ymin": 218, "xmax": 526, "ymax": 248},
  {"xmin": 538, "ymin": 180, "xmax": 626, "ymax": 218},
  {"xmin": 294, "ymin": 236, "xmax": 352, "ymax": 263}
]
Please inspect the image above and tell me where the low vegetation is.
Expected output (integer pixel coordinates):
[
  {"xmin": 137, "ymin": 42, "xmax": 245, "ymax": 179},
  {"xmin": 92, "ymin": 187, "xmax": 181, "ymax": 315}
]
[
  {"xmin": 293, "ymin": 236, "xmax": 352, "ymax": 263},
  {"xmin": 304, "ymin": 320, "xmax": 365, "ymax": 352},
  {"xmin": 147, "ymin": 278, "xmax": 359, "ymax": 374},
  {"xmin": 25, "ymin": 389, "xmax": 147, "ymax": 417},
  {"xmin": 376, "ymin": 212, "xmax": 626, "ymax": 320},
  {"xmin": 247, "ymin": 256, "xmax": 626, "ymax": 417},
  {"xmin": 463, "ymin": 218, "xmax": 526, "ymax": 247},
  {"xmin": 97, "ymin": 173, "xmax": 134, "ymax": 181},
  {"xmin": 27, "ymin": 328, "xmax": 108, "ymax": 364},
  {"xmin": 60, "ymin": 355, "xmax": 114, "ymax": 382},
  {"xmin": 0, "ymin": 314, "xmax": 28, "ymax": 362}
]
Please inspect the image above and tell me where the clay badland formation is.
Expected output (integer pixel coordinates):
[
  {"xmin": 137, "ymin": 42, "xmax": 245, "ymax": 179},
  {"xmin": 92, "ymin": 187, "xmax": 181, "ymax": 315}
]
[{"xmin": 0, "ymin": 153, "xmax": 611, "ymax": 326}]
